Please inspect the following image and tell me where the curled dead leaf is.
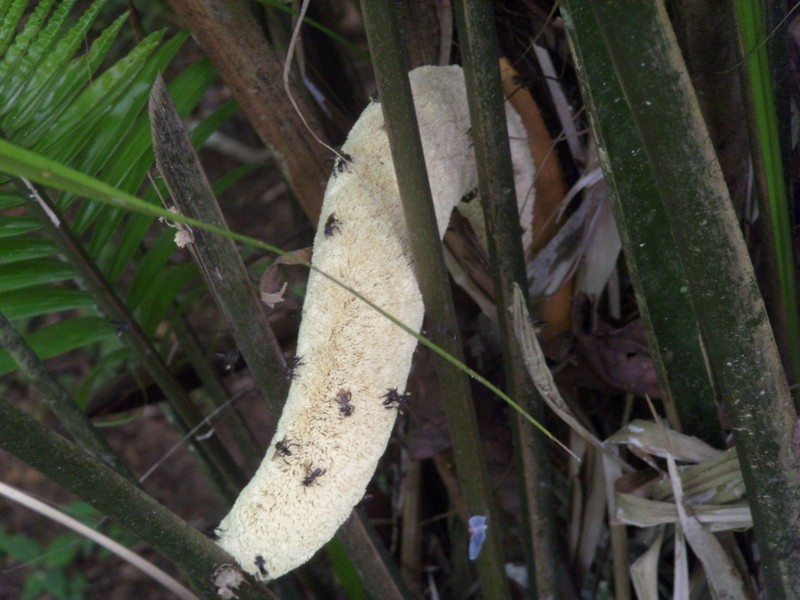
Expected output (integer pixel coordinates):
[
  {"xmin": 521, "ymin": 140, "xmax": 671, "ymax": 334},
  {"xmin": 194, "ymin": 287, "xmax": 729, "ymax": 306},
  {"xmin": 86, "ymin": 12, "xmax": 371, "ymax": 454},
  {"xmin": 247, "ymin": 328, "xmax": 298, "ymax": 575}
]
[{"xmin": 258, "ymin": 247, "xmax": 312, "ymax": 308}]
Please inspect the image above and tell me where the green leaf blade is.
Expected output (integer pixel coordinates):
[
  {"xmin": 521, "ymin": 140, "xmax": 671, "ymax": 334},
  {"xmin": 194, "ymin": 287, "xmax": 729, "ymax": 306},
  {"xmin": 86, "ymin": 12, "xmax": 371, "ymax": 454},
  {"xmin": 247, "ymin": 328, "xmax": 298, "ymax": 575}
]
[
  {"xmin": 1, "ymin": 0, "xmax": 80, "ymax": 119},
  {"xmin": 0, "ymin": 0, "xmax": 59, "ymax": 112},
  {"xmin": 0, "ymin": 315, "xmax": 114, "ymax": 375},
  {"xmin": 40, "ymin": 30, "xmax": 165, "ymax": 163},
  {"xmin": 0, "ymin": 0, "xmax": 29, "ymax": 57},
  {"xmin": 0, "ymin": 257, "xmax": 74, "ymax": 292},
  {"xmin": 0, "ymin": 215, "xmax": 43, "ymax": 238},
  {"xmin": 0, "ymin": 285, "xmax": 95, "ymax": 319},
  {"xmin": 5, "ymin": 1, "xmax": 112, "ymax": 134},
  {"xmin": 0, "ymin": 236, "xmax": 57, "ymax": 262},
  {"xmin": 14, "ymin": 12, "xmax": 129, "ymax": 148}
]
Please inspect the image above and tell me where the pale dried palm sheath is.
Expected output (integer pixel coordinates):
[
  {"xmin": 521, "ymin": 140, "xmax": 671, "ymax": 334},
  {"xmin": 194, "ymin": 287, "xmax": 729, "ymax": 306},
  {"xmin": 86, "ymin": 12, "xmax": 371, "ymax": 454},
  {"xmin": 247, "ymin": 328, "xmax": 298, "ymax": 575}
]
[{"xmin": 510, "ymin": 283, "xmax": 631, "ymax": 471}]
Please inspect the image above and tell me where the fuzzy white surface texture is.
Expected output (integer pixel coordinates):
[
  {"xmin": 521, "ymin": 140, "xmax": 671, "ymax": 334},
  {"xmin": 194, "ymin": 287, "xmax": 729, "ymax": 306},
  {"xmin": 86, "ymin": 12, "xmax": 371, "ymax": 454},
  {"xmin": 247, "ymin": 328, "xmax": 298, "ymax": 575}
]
[{"xmin": 215, "ymin": 65, "xmax": 534, "ymax": 581}]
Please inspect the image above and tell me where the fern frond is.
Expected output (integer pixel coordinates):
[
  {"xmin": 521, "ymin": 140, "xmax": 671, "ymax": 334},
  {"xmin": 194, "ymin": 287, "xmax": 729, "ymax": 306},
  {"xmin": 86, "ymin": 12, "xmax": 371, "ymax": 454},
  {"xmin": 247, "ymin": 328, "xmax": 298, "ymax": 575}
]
[
  {"xmin": 0, "ymin": 4, "xmax": 205, "ymax": 383},
  {"xmin": 0, "ymin": 0, "xmax": 29, "ymax": 56},
  {"xmin": 14, "ymin": 12, "xmax": 129, "ymax": 147},
  {"xmin": 0, "ymin": 0, "xmax": 60, "ymax": 97}
]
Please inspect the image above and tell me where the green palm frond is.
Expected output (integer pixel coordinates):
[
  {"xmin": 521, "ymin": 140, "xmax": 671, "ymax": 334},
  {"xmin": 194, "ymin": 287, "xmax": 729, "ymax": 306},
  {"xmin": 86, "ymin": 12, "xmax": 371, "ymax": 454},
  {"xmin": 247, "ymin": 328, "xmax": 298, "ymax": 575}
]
[{"xmin": 0, "ymin": 2, "xmax": 229, "ymax": 381}]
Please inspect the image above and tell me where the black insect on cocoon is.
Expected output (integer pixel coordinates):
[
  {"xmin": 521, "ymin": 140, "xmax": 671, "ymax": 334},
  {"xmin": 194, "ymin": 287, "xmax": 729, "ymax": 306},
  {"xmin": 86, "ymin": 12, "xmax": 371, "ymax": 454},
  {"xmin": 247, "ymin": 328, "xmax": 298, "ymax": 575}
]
[
  {"xmin": 324, "ymin": 213, "xmax": 341, "ymax": 238},
  {"xmin": 336, "ymin": 388, "xmax": 354, "ymax": 417},
  {"xmin": 461, "ymin": 187, "xmax": 479, "ymax": 203},
  {"xmin": 273, "ymin": 436, "xmax": 298, "ymax": 462},
  {"xmin": 302, "ymin": 464, "xmax": 326, "ymax": 487},
  {"xmin": 284, "ymin": 355, "xmax": 304, "ymax": 381},
  {"xmin": 334, "ymin": 152, "xmax": 352, "ymax": 176}
]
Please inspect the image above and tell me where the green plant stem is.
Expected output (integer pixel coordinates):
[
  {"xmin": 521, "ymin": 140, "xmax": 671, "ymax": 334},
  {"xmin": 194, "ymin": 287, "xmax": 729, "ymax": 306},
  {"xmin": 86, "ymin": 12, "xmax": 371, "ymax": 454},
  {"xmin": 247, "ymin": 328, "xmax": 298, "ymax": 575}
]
[
  {"xmin": 583, "ymin": 1, "xmax": 800, "ymax": 596},
  {"xmin": 167, "ymin": 0, "xmax": 328, "ymax": 224},
  {"xmin": 400, "ymin": 459, "xmax": 422, "ymax": 592},
  {"xmin": 17, "ymin": 177, "xmax": 246, "ymax": 505},
  {"xmin": 0, "ymin": 397, "xmax": 276, "ymax": 600},
  {"xmin": 454, "ymin": 1, "xmax": 560, "ymax": 597},
  {"xmin": 0, "ymin": 311, "xmax": 133, "ymax": 480},
  {"xmin": 149, "ymin": 75, "xmax": 287, "ymax": 419},
  {"xmin": 359, "ymin": 1, "xmax": 511, "ymax": 596},
  {"xmin": 559, "ymin": 0, "xmax": 721, "ymax": 447},
  {"xmin": 734, "ymin": 1, "xmax": 800, "ymax": 392}
]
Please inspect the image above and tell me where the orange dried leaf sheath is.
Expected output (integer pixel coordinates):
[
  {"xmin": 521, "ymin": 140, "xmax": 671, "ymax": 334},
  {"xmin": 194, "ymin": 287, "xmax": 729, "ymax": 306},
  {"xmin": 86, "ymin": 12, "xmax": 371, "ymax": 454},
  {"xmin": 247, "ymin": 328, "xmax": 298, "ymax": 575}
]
[{"xmin": 500, "ymin": 57, "xmax": 573, "ymax": 338}]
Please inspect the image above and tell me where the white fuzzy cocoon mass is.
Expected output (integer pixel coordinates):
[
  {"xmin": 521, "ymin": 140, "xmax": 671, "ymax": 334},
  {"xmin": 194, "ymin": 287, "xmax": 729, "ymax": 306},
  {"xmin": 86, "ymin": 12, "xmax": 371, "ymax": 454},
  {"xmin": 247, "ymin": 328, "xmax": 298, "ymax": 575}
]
[{"xmin": 215, "ymin": 65, "xmax": 534, "ymax": 581}]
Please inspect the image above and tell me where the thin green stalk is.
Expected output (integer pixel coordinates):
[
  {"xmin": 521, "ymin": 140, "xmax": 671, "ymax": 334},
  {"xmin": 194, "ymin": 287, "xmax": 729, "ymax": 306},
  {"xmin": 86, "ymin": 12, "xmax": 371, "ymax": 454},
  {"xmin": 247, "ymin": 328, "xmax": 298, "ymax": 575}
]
[
  {"xmin": 0, "ymin": 311, "xmax": 133, "ymax": 480},
  {"xmin": 0, "ymin": 138, "xmax": 560, "ymax": 445},
  {"xmin": 17, "ymin": 178, "xmax": 246, "ymax": 505},
  {"xmin": 583, "ymin": 2, "xmax": 800, "ymax": 596},
  {"xmin": 0, "ymin": 398, "xmax": 275, "ymax": 600},
  {"xmin": 454, "ymin": 1, "xmax": 559, "ymax": 597},
  {"xmin": 734, "ymin": 0, "xmax": 800, "ymax": 392},
  {"xmin": 149, "ymin": 75, "xmax": 287, "ymax": 418},
  {"xmin": 359, "ymin": 1, "xmax": 511, "ymax": 596},
  {"xmin": 1, "ymin": 121, "xmax": 569, "ymax": 600}
]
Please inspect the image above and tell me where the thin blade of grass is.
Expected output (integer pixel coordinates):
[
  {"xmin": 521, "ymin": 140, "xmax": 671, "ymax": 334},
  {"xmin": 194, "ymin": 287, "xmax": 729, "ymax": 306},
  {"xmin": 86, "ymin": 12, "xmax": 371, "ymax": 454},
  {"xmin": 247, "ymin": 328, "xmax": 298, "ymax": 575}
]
[
  {"xmin": 511, "ymin": 284, "xmax": 620, "ymax": 468},
  {"xmin": 0, "ymin": 137, "xmax": 559, "ymax": 443},
  {"xmin": 735, "ymin": 1, "xmax": 800, "ymax": 389}
]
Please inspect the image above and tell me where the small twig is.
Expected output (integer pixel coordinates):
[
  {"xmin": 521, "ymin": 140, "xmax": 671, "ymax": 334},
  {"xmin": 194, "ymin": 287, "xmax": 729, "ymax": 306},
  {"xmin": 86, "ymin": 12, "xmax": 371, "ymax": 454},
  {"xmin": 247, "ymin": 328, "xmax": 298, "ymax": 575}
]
[
  {"xmin": 283, "ymin": 0, "xmax": 347, "ymax": 163},
  {"xmin": 139, "ymin": 391, "xmax": 249, "ymax": 484},
  {"xmin": 0, "ymin": 481, "xmax": 198, "ymax": 600}
]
